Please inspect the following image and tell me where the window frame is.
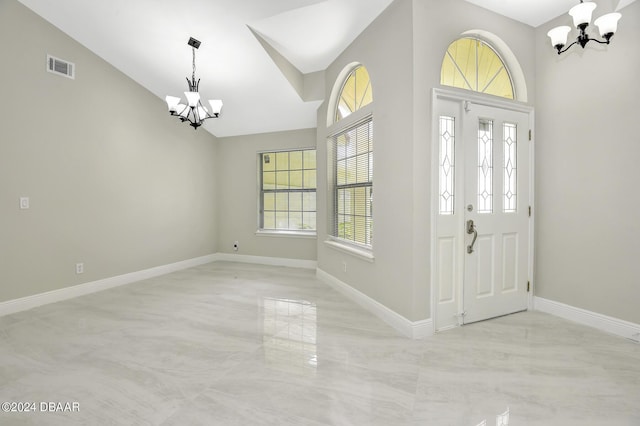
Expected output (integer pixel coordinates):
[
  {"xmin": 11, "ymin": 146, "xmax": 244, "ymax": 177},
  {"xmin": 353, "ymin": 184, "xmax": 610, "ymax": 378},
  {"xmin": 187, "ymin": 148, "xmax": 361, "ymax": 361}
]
[
  {"xmin": 257, "ymin": 147, "xmax": 317, "ymax": 237},
  {"xmin": 330, "ymin": 116, "xmax": 373, "ymax": 248},
  {"xmin": 326, "ymin": 64, "xmax": 374, "ymax": 256}
]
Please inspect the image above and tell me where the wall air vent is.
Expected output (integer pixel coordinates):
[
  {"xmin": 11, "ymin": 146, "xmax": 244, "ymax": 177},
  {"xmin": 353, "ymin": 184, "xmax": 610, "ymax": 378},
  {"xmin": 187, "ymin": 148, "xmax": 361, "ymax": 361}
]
[{"xmin": 47, "ymin": 54, "xmax": 75, "ymax": 79}]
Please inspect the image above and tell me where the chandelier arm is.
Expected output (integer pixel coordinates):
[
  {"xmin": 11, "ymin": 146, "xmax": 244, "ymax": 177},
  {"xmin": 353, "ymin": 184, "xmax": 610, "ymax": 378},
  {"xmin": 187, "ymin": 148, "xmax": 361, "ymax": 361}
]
[
  {"xmin": 173, "ymin": 104, "xmax": 189, "ymax": 120},
  {"xmin": 557, "ymin": 40, "xmax": 580, "ymax": 54},
  {"xmin": 556, "ymin": 36, "xmax": 611, "ymax": 54},
  {"xmin": 198, "ymin": 100, "xmax": 213, "ymax": 119}
]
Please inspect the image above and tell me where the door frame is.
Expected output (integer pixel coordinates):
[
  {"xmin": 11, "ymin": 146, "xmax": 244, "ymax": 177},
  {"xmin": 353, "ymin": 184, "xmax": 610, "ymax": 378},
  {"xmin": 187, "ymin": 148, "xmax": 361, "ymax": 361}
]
[{"xmin": 430, "ymin": 88, "xmax": 535, "ymax": 332}]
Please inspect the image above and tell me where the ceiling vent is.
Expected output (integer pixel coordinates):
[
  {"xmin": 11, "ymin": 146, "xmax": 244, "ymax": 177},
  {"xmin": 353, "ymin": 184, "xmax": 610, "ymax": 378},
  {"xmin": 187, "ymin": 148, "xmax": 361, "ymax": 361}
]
[{"xmin": 47, "ymin": 54, "xmax": 75, "ymax": 79}]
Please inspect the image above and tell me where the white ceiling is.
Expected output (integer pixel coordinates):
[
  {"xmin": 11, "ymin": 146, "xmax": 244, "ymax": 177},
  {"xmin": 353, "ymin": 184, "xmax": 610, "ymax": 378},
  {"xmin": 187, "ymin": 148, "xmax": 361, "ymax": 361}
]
[
  {"xmin": 464, "ymin": 0, "xmax": 635, "ymax": 28},
  {"xmin": 16, "ymin": 0, "xmax": 636, "ymax": 137}
]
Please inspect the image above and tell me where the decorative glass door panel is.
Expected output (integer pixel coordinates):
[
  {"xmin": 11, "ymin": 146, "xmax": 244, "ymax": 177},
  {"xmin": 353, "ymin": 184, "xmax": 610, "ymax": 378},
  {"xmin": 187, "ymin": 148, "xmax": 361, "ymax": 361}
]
[{"xmin": 463, "ymin": 105, "xmax": 529, "ymax": 325}]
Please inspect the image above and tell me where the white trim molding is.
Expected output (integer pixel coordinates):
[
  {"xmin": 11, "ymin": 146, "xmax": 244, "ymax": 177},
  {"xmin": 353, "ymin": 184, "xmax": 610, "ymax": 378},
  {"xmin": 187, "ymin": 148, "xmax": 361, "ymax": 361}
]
[
  {"xmin": 323, "ymin": 239, "xmax": 375, "ymax": 262},
  {"xmin": 316, "ymin": 268, "xmax": 433, "ymax": 339},
  {"xmin": 0, "ymin": 254, "xmax": 218, "ymax": 318},
  {"xmin": 216, "ymin": 253, "xmax": 317, "ymax": 270},
  {"xmin": 255, "ymin": 230, "xmax": 317, "ymax": 239},
  {"xmin": 535, "ymin": 297, "xmax": 640, "ymax": 343}
]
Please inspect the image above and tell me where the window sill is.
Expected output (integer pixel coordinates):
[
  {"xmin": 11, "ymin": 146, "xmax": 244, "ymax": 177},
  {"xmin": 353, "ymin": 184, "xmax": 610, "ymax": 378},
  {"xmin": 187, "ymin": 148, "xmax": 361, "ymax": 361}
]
[
  {"xmin": 255, "ymin": 230, "xmax": 317, "ymax": 239},
  {"xmin": 324, "ymin": 239, "xmax": 375, "ymax": 262}
]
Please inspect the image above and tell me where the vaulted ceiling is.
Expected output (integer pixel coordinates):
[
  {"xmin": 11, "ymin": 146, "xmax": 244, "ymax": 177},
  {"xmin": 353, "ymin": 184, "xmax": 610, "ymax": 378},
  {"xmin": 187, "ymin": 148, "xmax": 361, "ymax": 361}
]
[{"xmin": 17, "ymin": 0, "xmax": 636, "ymax": 137}]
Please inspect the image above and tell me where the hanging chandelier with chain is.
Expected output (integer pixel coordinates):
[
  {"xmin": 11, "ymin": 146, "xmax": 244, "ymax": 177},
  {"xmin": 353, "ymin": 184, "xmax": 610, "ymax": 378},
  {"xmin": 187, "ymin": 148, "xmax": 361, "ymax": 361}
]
[{"xmin": 165, "ymin": 37, "xmax": 223, "ymax": 130}]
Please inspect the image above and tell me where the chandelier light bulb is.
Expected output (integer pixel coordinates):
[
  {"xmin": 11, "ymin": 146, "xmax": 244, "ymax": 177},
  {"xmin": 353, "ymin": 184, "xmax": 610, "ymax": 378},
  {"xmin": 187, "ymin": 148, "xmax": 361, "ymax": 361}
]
[
  {"xmin": 165, "ymin": 96, "xmax": 181, "ymax": 113},
  {"xmin": 547, "ymin": 26, "xmax": 571, "ymax": 49},
  {"xmin": 184, "ymin": 91, "xmax": 201, "ymax": 107},
  {"xmin": 594, "ymin": 12, "xmax": 621, "ymax": 38},
  {"xmin": 569, "ymin": 1, "xmax": 597, "ymax": 28},
  {"xmin": 209, "ymin": 99, "xmax": 223, "ymax": 116}
]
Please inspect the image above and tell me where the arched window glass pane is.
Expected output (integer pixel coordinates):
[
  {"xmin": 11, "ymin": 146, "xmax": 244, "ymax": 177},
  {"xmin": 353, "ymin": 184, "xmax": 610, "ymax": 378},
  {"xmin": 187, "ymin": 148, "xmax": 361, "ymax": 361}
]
[
  {"xmin": 335, "ymin": 65, "xmax": 373, "ymax": 122},
  {"xmin": 441, "ymin": 38, "xmax": 514, "ymax": 100}
]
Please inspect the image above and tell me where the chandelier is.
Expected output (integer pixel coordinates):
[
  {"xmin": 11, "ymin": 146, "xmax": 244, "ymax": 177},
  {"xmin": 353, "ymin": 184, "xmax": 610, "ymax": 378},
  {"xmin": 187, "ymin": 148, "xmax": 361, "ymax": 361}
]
[
  {"xmin": 547, "ymin": 1, "xmax": 621, "ymax": 55},
  {"xmin": 165, "ymin": 37, "xmax": 223, "ymax": 129}
]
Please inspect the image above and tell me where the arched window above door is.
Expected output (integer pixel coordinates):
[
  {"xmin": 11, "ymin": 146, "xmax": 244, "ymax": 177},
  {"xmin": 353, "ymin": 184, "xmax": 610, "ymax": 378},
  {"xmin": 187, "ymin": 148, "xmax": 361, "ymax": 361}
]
[{"xmin": 441, "ymin": 37, "xmax": 514, "ymax": 100}]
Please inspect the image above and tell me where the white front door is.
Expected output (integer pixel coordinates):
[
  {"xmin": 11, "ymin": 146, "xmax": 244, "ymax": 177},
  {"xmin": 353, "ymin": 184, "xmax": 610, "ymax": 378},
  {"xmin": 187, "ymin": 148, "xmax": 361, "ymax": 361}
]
[
  {"xmin": 434, "ymin": 96, "xmax": 532, "ymax": 331},
  {"xmin": 462, "ymin": 104, "xmax": 530, "ymax": 324}
]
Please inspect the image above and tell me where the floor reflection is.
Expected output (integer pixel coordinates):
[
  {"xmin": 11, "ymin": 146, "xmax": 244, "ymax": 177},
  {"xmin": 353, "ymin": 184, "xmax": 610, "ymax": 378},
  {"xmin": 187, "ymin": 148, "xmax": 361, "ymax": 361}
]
[
  {"xmin": 476, "ymin": 408, "xmax": 509, "ymax": 426},
  {"xmin": 262, "ymin": 297, "xmax": 317, "ymax": 376}
]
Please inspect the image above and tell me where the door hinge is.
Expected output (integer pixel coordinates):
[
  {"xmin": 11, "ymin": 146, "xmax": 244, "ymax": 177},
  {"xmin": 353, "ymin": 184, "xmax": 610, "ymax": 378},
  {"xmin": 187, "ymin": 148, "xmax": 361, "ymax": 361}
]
[
  {"xmin": 529, "ymin": 129, "xmax": 532, "ymax": 141},
  {"xmin": 528, "ymin": 206, "xmax": 532, "ymax": 217},
  {"xmin": 527, "ymin": 281, "xmax": 531, "ymax": 292}
]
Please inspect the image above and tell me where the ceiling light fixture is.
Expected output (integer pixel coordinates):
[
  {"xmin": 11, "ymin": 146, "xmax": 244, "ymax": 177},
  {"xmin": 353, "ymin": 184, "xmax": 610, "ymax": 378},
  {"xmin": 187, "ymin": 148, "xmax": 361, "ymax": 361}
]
[
  {"xmin": 547, "ymin": 1, "xmax": 621, "ymax": 55},
  {"xmin": 165, "ymin": 37, "xmax": 223, "ymax": 129}
]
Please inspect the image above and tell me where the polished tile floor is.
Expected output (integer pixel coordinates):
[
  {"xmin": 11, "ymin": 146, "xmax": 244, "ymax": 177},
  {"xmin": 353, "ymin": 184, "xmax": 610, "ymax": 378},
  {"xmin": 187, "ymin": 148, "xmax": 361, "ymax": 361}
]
[{"xmin": 0, "ymin": 261, "xmax": 639, "ymax": 425}]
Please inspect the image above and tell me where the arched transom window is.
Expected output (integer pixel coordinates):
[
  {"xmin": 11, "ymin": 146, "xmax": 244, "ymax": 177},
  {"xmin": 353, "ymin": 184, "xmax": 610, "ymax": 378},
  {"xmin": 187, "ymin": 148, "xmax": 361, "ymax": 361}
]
[
  {"xmin": 335, "ymin": 65, "xmax": 373, "ymax": 122},
  {"xmin": 441, "ymin": 37, "xmax": 514, "ymax": 100}
]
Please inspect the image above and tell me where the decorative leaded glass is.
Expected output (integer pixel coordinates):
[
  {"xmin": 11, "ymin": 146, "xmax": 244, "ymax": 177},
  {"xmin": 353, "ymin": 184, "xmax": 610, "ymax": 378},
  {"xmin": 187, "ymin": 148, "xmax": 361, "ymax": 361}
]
[
  {"xmin": 503, "ymin": 123, "xmax": 517, "ymax": 213},
  {"xmin": 477, "ymin": 119, "xmax": 493, "ymax": 214},
  {"xmin": 439, "ymin": 116, "xmax": 455, "ymax": 215},
  {"xmin": 335, "ymin": 66, "xmax": 373, "ymax": 123},
  {"xmin": 441, "ymin": 38, "xmax": 514, "ymax": 100}
]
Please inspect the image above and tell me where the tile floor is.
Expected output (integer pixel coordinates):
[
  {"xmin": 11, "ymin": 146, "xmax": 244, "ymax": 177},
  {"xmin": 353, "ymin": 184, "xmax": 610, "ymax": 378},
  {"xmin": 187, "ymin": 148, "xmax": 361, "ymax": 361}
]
[{"xmin": 0, "ymin": 261, "xmax": 639, "ymax": 425}]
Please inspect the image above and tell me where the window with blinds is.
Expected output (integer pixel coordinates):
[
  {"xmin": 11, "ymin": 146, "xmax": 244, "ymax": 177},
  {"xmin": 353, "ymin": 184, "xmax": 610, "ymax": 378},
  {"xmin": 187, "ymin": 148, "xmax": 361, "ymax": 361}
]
[
  {"xmin": 259, "ymin": 149, "xmax": 317, "ymax": 232},
  {"xmin": 330, "ymin": 118, "xmax": 373, "ymax": 246}
]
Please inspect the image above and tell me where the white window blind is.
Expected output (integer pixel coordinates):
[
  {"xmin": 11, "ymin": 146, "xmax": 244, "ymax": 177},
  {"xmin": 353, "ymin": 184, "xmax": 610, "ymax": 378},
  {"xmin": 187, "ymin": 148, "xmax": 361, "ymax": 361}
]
[{"xmin": 330, "ymin": 117, "xmax": 373, "ymax": 246}]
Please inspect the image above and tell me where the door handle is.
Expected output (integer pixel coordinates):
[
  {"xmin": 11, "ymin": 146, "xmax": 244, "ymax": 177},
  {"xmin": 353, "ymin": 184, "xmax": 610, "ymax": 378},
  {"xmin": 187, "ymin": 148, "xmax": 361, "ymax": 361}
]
[{"xmin": 466, "ymin": 219, "xmax": 478, "ymax": 254}]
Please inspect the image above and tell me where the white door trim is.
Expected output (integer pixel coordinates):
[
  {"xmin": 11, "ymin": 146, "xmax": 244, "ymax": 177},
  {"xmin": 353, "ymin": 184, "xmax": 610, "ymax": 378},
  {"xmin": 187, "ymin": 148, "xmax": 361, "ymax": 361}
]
[{"xmin": 430, "ymin": 88, "xmax": 535, "ymax": 333}]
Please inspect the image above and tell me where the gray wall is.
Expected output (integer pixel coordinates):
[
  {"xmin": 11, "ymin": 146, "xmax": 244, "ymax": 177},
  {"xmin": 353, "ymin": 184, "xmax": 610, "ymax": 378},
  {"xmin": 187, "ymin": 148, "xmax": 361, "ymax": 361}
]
[
  {"xmin": 316, "ymin": 0, "xmax": 536, "ymax": 322},
  {"xmin": 216, "ymin": 129, "xmax": 317, "ymax": 261},
  {"xmin": 317, "ymin": 0, "xmax": 417, "ymax": 319},
  {"xmin": 0, "ymin": 0, "xmax": 219, "ymax": 303},
  {"xmin": 534, "ymin": 1, "xmax": 640, "ymax": 324}
]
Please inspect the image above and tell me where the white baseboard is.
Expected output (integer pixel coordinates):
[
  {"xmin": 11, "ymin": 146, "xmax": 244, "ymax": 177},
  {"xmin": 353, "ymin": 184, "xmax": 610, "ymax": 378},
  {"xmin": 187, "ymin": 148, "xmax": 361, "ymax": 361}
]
[
  {"xmin": 216, "ymin": 253, "xmax": 317, "ymax": 270},
  {"xmin": 316, "ymin": 268, "xmax": 433, "ymax": 339},
  {"xmin": 534, "ymin": 297, "xmax": 640, "ymax": 343},
  {"xmin": 0, "ymin": 254, "xmax": 218, "ymax": 317}
]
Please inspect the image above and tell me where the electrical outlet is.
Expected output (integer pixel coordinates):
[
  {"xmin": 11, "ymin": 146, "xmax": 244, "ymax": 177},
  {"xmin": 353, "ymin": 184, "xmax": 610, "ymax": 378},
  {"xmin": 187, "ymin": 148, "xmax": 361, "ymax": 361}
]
[
  {"xmin": 75, "ymin": 263, "xmax": 84, "ymax": 274},
  {"xmin": 233, "ymin": 241, "xmax": 239, "ymax": 252},
  {"xmin": 19, "ymin": 197, "xmax": 30, "ymax": 209}
]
